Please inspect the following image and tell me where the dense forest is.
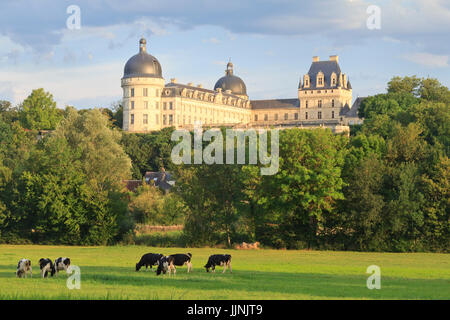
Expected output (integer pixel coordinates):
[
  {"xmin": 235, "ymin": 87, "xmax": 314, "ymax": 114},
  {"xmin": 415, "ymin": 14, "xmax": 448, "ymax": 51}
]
[{"xmin": 0, "ymin": 76, "xmax": 448, "ymax": 252}]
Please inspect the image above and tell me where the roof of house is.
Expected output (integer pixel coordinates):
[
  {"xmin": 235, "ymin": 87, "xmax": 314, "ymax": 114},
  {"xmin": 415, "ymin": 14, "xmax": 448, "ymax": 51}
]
[
  {"xmin": 348, "ymin": 97, "xmax": 366, "ymax": 117},
  {"xmin": 164, "ymin": 82, "xmax": 244, "ymax": 99},
  {"xmin": 341, "ymin": 97, "xmax": 366, "ymax": 118},
  {"xmin": 144, "ymin": 171, "xmax": 174, "ymax": 191},
  {"xmin": 250, "ymin": 98, "xmax": 299, "ymax": 110},
  {"xmin": 301, "ymin": 60, "xmax": 343, "ymax": 90}
]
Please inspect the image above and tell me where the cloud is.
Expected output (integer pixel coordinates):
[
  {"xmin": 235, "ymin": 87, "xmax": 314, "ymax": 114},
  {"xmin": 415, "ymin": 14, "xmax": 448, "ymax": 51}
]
[
  {"xmin": 0, "ymin": 61, "xmax": 123, "ymax": 107},
  {"xmin": 1, "ymin": 0, "xmax": 449, "ymax": 55},
  {"xmin": 403, "ymin": 52, "xmax": 449, "ymax": 68}
]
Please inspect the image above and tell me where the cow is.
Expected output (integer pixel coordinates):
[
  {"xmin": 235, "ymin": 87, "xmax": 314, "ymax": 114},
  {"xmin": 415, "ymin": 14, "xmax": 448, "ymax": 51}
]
[
  {"xmin": 16, "ymin": 259, "xmax": 32, "ymax": 278},
  {"xmin": 136, "ymin": 253, "xmax": 164, "ymax": 271},
  {"xmin": 204, "ymin": 254, "xmax": 232, "ymax": 273},
  {"xmin": 156, "ymin": 256, "xmax": 170, "ymax": 276},
  {"xmin": 54, "ymin": 257, "xmax": 71, "ymax": 276},
  {"xmin": 39, "ymin": 258, "xmax": 55, "ymax": 278},
  {"xmin": 156, "ymin": 253, "xmax": 192, "ymax": 276}
]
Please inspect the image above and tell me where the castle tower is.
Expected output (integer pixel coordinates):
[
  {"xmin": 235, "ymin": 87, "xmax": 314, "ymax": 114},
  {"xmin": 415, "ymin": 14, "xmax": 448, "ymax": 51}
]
[
  {"xmin": 121, "ymin": 38, "xmax": 165, "ymax": 132},
  {"xmin": 298, "ymin": 55, "xmax": 352, "ymax": 122}
]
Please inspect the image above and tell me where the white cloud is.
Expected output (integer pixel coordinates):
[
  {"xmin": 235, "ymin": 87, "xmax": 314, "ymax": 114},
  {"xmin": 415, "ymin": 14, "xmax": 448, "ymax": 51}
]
[
  {"xmin": 0, "ymin": 62, "xmax": 124, "ymax": 107},
  {"xmin": 403, "ymin": 52, "xmax": 449, "ymax": 68}
]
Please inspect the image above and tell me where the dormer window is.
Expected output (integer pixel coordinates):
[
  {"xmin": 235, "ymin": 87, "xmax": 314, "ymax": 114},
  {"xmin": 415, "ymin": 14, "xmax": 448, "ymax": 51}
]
[
  {"xmin": 317, "ymin": 71, "xmax": 324, "ymax": 87},
  {"xmin": 304, "ymin": 75, "xmax": 310, "ymax": 88},
  {"xmin": 331, "ymin": 72, "xmax": 337, "ymax": 86}
]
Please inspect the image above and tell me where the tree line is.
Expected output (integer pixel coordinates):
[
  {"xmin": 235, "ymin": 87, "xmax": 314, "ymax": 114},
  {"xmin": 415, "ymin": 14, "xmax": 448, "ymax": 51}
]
[{"xmin": 0, "ymin": 76, "xmax": 448, "ymax": 251}]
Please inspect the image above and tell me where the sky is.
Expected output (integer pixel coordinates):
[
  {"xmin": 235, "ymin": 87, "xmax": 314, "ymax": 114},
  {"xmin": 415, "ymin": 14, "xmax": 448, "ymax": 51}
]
[{"xmin": 0, "ymin": 0, "xmax": 449, "ymax": 109}]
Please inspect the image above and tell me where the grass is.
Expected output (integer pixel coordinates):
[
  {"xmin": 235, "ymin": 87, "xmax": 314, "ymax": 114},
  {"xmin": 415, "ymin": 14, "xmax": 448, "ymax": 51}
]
[{"xmin": 0, "ymin": 245, "xmax": 449, "ymax": 300}]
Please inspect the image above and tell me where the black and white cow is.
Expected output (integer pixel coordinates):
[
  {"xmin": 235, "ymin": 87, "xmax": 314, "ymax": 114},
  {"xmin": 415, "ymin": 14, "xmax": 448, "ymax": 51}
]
[
  {"xmin": 136, "ymin": 253, "xmax": 164, "ymax": 271},
  {"xmin": 16, "ymin": 259, "xmax": 32, "ymax": 278},
  {"xmin": 54, "ymin": 257, "xmax": 71, "ymax": 276},
  {"xmin": 156, "ymin": 253, "xmax": 192, "ymax": 276},
  {"xmin": 156, "ymin": 256, "xmax": 170, "ymax": 276},
  {"xmin": 39, "ymin": 258, "xmax": 55, "ymax": 278},
  {"xmin": 204, "ymin": 254, "xmax": 232, "ymax": 273}
]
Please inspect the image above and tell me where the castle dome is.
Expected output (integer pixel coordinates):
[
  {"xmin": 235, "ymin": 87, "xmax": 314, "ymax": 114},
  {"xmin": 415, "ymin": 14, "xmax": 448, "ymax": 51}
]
[
  {"xmin": 214, "ymin": 61, "xmax": 247, "ymax": 96},
  {"xmin": 123, "ymin": 38, "xmax": 163, "ymax": 79}
]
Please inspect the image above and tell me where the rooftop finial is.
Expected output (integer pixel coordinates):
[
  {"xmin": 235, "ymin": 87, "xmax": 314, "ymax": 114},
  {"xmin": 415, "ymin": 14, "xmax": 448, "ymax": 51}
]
[
  {"xmin": 226, "ymin": 59, "xmax": 233, "ymax": 76},
  {"xmin": 139, "ymin": 38, "xmax": 147, "ymax": 53}
]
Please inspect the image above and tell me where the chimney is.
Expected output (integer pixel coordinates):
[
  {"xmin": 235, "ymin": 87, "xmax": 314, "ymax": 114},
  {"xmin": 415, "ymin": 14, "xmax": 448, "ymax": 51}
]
[
  {"xmin": 170, "ymin": 78, "xmax": 177, "ymax": 83},
  {"xmin": 313, "ymin": 56, "xmax": 320, "ymax": 62},
  {"xmin": 330, "ymin": 55, "xmax": 339, "ymax": 63}
]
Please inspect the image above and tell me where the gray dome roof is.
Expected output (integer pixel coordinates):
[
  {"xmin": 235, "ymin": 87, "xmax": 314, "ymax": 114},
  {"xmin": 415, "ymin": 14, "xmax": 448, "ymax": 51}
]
[
  {"xmin": 214, "ymin": 62, "xmax": 247, "ymax": 96},
  {"xmin": 123, "ymin": 38, "xmax": 163, "ymax": 79}
]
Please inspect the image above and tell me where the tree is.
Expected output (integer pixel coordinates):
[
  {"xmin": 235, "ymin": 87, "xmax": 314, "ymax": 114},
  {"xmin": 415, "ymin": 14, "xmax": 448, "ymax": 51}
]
[
  {"xmin": 341, "ymin": 157, "xmax": 387, "ymax": 251},
  {"xmin": 54, "ymin": 108, "xmax": 132, "ymax": 193},
  {"xmin": 419, "ymin": 78, "xmax": 450, "ymax": 103},
  {"xmin": 18, "ymin": 88, "xmax": 62, "ymax": 130},
  {"xmin": 5, "ymin": 109, "xmax": 133, "ymax": 245},
  {"xmin": 387, "ymin": 76, "xmax": 421, "ymax": 95},
  {"xmin": 129, "ymin": 183, "xmax": 164, "ymax": 224},
  {"xmin": 0, "ymin": 100, "xmax": 11, "ymax": 113},
  {"xmin": 421, "ymin": 156, "xmax": 450, "ymax": 251},
  {"xmin": 120, "ymin": 128, "xmax": 177, "ymax": 179},
  {"xmin": 111, "ymin": 100, "xmax": 123, "ymax": 129},
  {"xmin": 256, "ymin": 129, "xmax": 345, "ymax": 249},
  {"xmin": 0, "ymin": 100, "xmax": 19, "ymax": 123},
  {"xmin": 174, "ymin": 162, "xmax": 246, "ymax": 247}
]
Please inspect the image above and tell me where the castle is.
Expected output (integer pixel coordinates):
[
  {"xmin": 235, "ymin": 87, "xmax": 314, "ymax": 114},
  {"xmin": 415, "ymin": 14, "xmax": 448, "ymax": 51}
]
[{"xmin": 121, "ymin": 38, "xmax": 363, "ymax": 133}]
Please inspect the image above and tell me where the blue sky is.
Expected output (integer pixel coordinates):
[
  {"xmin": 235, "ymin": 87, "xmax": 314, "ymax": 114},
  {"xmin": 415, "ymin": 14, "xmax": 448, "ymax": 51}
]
[{"xmin": 0, "ymin": 0, "xmax": 449, "ymax": 109}]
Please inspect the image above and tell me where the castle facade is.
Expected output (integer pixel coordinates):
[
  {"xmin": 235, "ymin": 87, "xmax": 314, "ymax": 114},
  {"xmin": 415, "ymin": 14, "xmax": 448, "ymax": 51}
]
[{"xmin": 122, "ymin": 38, "xmax": 362, "ymax": 134}]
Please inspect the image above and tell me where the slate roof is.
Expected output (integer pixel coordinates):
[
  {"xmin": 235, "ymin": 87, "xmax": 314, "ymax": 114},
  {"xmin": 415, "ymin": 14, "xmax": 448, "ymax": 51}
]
[
  {"xmin": 124, "ymin": 171, "xmax": 176, "ymax": 192},
  {"xmin": 301, "ymin": 60, "xmax": 342, "ymax": 90},
  {"xmin": 250, "ymin": 98, "xmax": 299, "ymax": 110},
  {"xmin": 123, "ymin": 38, "xmax": 163, "ymax": 79},
  {"xmin": 341, "ymin": 97, "xmax": 365, "ymax": 117},
  {"xmin": 164, "ymin": 82, "xmax": 243, "ymax": 99},
  {"xmin": 144, "ymin": 171, "xmax": 175, "ymax": 191}
]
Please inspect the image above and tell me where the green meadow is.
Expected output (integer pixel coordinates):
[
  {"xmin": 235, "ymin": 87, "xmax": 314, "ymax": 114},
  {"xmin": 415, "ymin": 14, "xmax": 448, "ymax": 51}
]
[{"xmin": 0, "ymin": 245, "xmax": 449, "ymax": 300}]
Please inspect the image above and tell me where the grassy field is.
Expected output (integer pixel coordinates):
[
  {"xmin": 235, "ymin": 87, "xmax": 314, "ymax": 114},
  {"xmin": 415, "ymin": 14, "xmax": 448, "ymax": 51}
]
[{"xmin": 0, "ymin": 245, "xmax": 449, "ymax": 300}]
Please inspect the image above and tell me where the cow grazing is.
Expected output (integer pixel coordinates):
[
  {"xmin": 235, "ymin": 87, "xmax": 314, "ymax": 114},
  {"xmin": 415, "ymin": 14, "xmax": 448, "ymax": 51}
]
[
  {"xmin": 204, "ymin": 254, "xmax": 232, "ymax": 273},
  {"xmin": 136, "ymin": 253, "xmax": 164, "ymax": 271},
  {"xmin": 156, "ymin": 253, "xmax": 192, "ymax": 276},
  {"xmin": 39, "ymin": 258, "xmax": 55, "ymax": 278},
  {"xmin": 156, "ymin": 256, "xmax": 170, "ymax": 276},
  {"xmin": 54, "ymin": 257, "xmax": 71, "ymax": 276},
  {"xmin": 16, "ymin": 259, "xmax": 32, "ymax": 278}
]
